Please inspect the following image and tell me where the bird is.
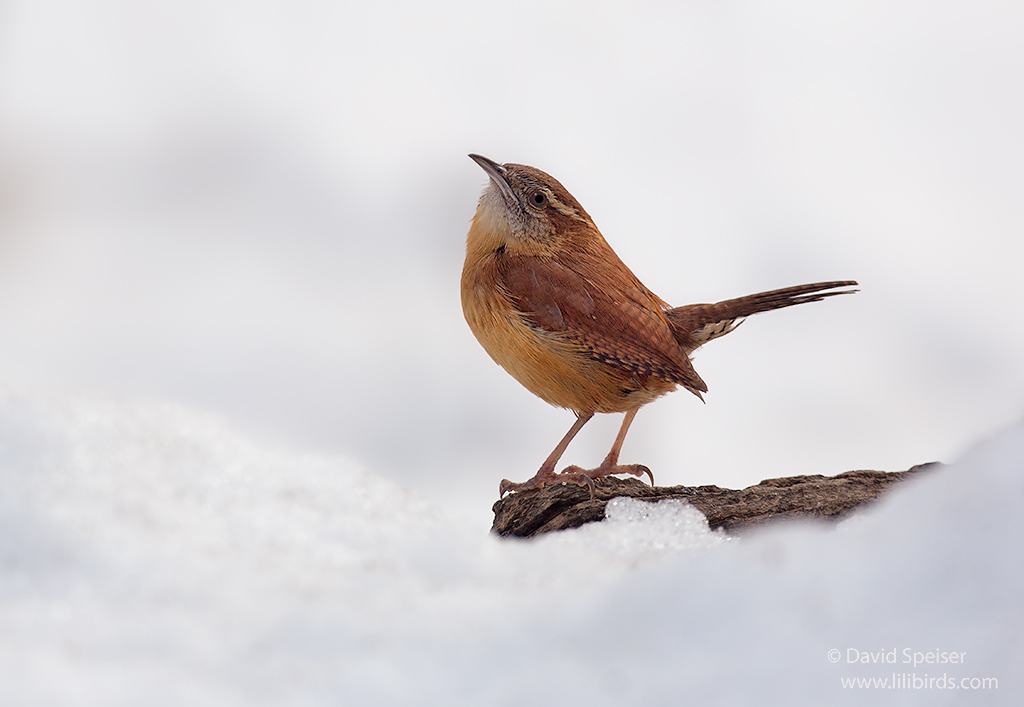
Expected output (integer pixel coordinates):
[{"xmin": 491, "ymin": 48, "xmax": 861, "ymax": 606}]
[{"xmin": 460, "ymin": 154, "xmax": 857, "ymax": 498}]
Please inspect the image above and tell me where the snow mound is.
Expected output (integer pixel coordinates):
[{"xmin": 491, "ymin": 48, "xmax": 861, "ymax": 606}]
[{"xmin": 1, "ymin": 390, "xmax": 1021, "ymax": 705}]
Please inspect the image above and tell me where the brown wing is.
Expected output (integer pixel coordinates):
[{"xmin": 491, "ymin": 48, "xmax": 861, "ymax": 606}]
[{"xmin": 497, "ymin": 254, "xmax": 707, "ymax": 395}]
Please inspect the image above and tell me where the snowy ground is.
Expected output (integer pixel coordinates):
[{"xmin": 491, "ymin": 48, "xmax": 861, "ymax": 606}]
[{"xmin": 1, "ymin": 389, "xmax": 1020, "ymax": 705}]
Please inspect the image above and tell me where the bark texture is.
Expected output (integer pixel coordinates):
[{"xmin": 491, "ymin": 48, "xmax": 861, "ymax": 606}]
[{"xmin": 491, "ymin": 464, "xmax": 939, "ymax": 537}]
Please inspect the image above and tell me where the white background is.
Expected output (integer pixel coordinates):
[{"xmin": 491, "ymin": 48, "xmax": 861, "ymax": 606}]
[{"xmin": 2, "ymin": 1, "xmax": 1022, "ymax": 520}]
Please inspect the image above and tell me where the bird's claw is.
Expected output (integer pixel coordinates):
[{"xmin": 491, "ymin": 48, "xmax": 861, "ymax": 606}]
[{"xmin": 499, "ymin": 462, "xmax": 654, "ymax": 500}]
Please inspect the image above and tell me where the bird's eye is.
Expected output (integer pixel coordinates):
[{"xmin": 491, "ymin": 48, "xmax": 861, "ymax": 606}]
[{"xmin": 529, "ymin": 191, "xmax": 548, "ymax": 208}]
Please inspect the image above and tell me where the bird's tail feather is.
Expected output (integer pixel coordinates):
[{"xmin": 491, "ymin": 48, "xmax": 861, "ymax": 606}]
[{"xmin": 666, "ymin": 280, "xmax": 858, "ymax": 352}]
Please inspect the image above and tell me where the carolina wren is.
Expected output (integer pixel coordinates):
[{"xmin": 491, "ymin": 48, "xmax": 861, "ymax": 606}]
[{"xmin": 461, "ymin": 154, "xmax": 857, "ymax": 497}]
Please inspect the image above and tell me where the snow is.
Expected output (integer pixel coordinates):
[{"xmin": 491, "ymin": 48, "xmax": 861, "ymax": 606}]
[{"xmin": 2, "ymin": 390, "xmax": 1021, "ymax": 705}]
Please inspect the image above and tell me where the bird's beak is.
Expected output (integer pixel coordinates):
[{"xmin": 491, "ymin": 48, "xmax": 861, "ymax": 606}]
[{"xmin": 469, "ymin": 154, "xmax": 516, "ymax": 205}]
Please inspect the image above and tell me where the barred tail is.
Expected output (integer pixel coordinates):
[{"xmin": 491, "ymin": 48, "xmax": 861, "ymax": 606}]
[{"xmin": 666, "ymin": 280, "xmax": 858, "ymax": 353}]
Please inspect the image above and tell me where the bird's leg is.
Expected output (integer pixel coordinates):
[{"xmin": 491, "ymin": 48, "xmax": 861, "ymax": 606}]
[
  {"xmin": 499, "ymin": 412, "xmax": 596, "ymax": 497},
  {"xmin": 561, "ymin": 408, "xmax": 654, "ymax": 486}
]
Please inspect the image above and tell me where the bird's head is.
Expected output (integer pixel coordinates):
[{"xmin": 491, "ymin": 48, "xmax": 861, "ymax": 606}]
[{"xmin": 468, "ymin": 154, "xmax": 594, "ymax": 254}]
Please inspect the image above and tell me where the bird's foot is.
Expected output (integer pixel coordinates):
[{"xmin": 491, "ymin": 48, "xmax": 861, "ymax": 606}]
[
  {"xmin": 499, "ymin": 463, "xmax": 653, "ymax": 500},
  {"xmin": 561, "ymin": 462, "xmax": 655, "ymax": 488},
  {"xmin": 499, "ymin": 467, "xmax": 597, "ymax": 499}
]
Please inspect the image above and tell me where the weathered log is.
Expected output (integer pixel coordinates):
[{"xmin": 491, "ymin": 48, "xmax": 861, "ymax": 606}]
[{"xmin": 492, "ymin": 464, "xmax": 939, "ymax": 537}]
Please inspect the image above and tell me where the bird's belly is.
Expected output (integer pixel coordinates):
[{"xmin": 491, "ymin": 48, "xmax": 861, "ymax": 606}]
[{"xmin": 461, "ymin": 284, "xmax": 674, "ymax": 413}]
